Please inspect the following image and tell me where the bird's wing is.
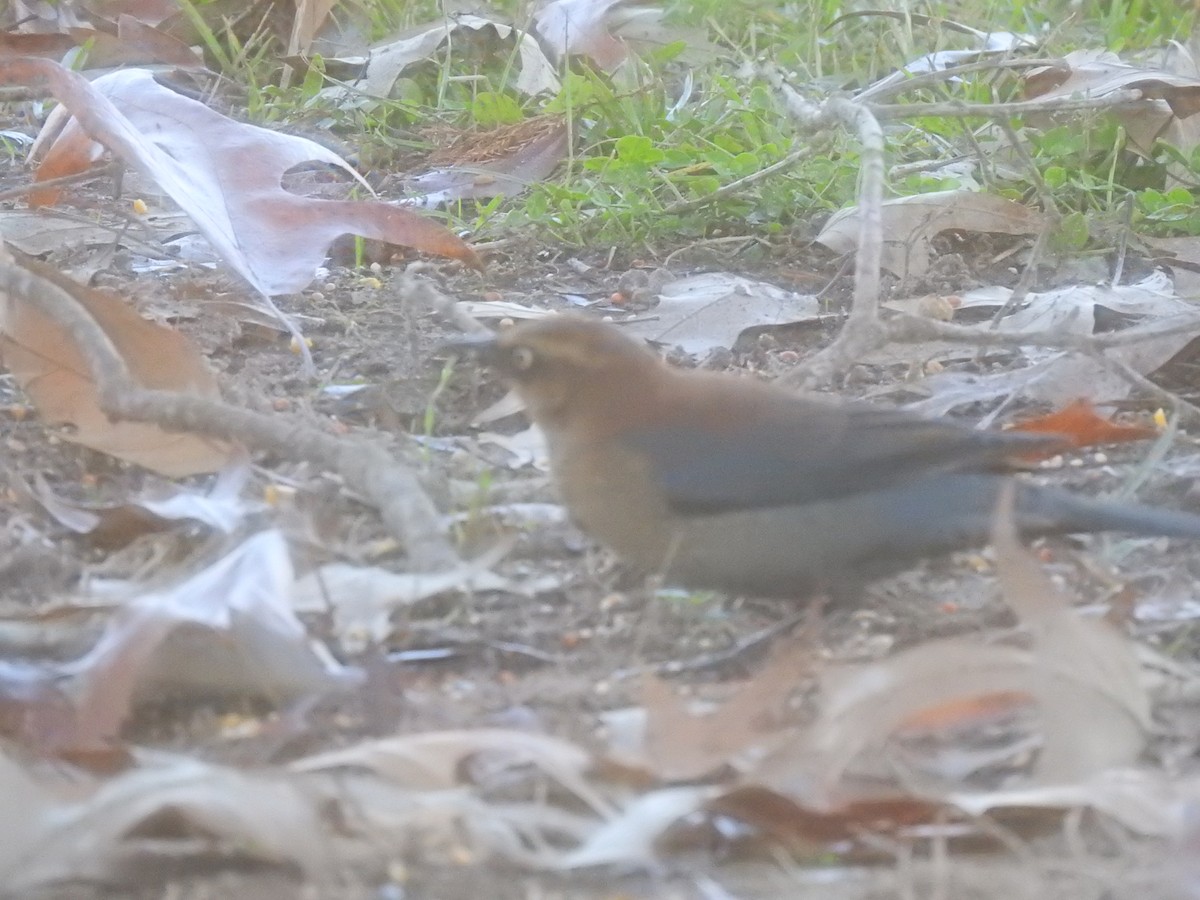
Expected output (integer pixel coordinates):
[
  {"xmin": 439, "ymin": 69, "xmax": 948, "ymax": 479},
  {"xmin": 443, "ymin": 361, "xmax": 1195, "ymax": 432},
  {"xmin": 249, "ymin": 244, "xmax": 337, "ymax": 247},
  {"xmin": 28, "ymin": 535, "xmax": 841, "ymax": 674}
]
[{"xmin": 620, "ymin": 404, "xmax": 1063, "ymax": 515}]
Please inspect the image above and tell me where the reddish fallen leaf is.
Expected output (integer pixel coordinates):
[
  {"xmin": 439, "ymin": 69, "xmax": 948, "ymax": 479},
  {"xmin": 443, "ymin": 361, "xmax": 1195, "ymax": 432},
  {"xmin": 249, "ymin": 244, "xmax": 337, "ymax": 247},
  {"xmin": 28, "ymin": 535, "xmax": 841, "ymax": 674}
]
[
  {"xmin": 895, "ymin": 689, "xmax": 1032, "ymax": 734},
  {"xmin": 1011, "ymin": 398, "xmax": 1158, "ymax": 451},
  {"xmin": 6, "ymin": 57, "xmax": 479, "ymax": 297},
  {"xmin": 704, "ymin": 785, "xmax": 946, "ymax": 850}
]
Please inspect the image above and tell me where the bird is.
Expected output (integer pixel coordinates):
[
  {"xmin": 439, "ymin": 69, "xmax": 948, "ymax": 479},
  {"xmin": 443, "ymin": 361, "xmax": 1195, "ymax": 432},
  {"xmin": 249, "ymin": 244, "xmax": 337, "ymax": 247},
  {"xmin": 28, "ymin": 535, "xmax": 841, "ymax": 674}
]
[{"xmin": 452, "ymin": 315, "xmax": 1200, "ymax": 600}]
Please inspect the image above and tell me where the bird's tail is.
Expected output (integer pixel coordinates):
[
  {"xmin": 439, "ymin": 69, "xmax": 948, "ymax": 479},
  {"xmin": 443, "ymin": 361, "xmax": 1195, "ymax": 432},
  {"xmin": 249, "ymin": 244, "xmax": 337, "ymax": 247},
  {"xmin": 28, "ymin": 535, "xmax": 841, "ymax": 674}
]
[{"xmin": 1017, "ymin": 481, "xmax": 1200, "ymax": 540}]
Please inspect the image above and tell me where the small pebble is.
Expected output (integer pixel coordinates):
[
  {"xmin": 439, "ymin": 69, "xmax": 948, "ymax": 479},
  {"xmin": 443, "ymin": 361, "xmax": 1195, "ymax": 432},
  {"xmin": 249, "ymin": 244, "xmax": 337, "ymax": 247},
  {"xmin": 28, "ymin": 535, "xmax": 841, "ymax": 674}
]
[{"xmin": 599, "ymin": 592, "xmax": 624, "ymax": 611}]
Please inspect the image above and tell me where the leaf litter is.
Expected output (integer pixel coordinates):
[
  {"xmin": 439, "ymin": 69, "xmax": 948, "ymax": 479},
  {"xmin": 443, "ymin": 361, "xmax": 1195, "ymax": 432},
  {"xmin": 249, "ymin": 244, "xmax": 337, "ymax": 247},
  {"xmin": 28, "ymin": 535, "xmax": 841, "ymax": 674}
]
[
  {"xmin": 14, "ymin": 58, "xmax": 479, "ymax": 299},
  {"xmin": 4, "ymin": 6, "xmax": 1200, "ymax": 900}
]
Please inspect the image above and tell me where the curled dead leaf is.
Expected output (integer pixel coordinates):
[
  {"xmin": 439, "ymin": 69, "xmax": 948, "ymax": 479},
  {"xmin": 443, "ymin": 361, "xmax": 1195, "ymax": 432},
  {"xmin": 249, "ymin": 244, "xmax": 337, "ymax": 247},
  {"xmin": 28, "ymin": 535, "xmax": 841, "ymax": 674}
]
[{"xmin": 0, "ymin": 251, "xmax": 239, "ymax": 476}]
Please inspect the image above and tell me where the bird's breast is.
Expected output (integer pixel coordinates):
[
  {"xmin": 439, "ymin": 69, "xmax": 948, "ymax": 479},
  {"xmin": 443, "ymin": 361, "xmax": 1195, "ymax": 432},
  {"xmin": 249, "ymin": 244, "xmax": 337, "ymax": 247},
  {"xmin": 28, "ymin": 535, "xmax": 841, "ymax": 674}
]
[{"xmin": 545, "ymin": 429, "xmax": 680, "ymax": 571}]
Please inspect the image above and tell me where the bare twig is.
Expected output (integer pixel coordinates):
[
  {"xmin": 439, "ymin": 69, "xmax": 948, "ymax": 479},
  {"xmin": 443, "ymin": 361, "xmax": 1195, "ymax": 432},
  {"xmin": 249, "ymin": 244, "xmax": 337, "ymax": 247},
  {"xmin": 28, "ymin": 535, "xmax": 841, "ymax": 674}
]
[
  {"xmin": 0, "ymin": 252, "xmax": 463, "ymax": 571},
  {"xmin": 1111, "ymin": 194, "xmax": 1134, "ymax": 287},
  {"xmin": 987, "ymin": 225, "xmax": 1050, "ymax": 330},
  {"xmin": 399, "ymin": 264, "xmax": 493, "ymax": 337},
  {"xmin": 886, "ymin": 309, "xmax": 1200, "ymax": 352},
  {"xmin": 0, "ymin": 161, "xmax": 122, "ymax": 202},
  {"xmin": 661, "ymin": 143, "xmax": 821, "ymax": 216},
  {"xmin": 998, "ymin": 118, "xmax": 1058, "ymax": 216},
  {"xmin": 766, "ymin": 71, "xmax": 887, "ymax": 386},
  {"xmin": 1085, "ymin": 348, "xmax": 1200, "ymax": 426},
  {"xmin": 878, "ymin": 308, "xmax": 1200, "ymax": 424},
  {"xmin": 857, "ymin": 57, "xmax": 1069, "ymax": 103},
  {"xmin": 869, "ymin": 89, "xmax": 1145, "ymax": 120},
  {"xmin": 0, "ymin": 87, "xmax": 47, "ymax": 102},
  {"xmin": 764, "ymin": 59, "xmax": 1186, "ymax": 393}
]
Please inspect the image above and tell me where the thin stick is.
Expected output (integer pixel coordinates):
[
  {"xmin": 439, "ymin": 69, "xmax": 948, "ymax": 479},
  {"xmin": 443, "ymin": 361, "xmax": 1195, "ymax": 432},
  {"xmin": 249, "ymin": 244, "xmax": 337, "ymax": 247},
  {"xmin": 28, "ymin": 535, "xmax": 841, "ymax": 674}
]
[
  {"xmin": 0, "ymin": 251, "xmax": 463, "ymax": 571},
  {"xmin": 0, "ymin": 162, "xmax": 122, "ymax": 202},
  {"xmin": 661, "ymin": 144, "xmax": 820, "ymax": 216},
  {"xmin": 870, "ymin": 89, "xmax": 1144, "ymax": 120}
]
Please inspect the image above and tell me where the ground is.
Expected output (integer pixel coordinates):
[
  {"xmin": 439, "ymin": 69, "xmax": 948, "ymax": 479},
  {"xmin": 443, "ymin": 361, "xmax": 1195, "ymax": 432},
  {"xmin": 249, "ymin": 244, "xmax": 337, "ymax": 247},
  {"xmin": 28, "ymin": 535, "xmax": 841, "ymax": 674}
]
[{"xmin": 2, "ymin": 139, "xmax": 1200, "ymax": 899}]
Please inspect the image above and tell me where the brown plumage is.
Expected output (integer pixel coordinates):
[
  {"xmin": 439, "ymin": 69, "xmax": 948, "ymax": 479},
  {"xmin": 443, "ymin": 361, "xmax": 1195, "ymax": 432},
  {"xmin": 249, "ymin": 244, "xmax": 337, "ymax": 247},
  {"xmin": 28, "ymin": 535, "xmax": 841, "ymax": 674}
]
[{"xmin": 456, "ymin": 315, "xmax": 1200, "ymax": 599}]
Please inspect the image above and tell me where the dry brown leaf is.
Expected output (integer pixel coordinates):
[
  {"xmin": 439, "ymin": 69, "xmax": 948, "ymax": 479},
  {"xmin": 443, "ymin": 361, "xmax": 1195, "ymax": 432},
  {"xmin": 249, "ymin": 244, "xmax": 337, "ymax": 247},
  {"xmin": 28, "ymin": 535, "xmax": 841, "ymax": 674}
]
[
  {"xmin": 55, "ymin": 0, "xmax": 180, "ymax": 25},
  {"xmin": 7, "ymin": 58, "xmax": 479, "ymax": 297},
  {"xmin": 703, "ymin": 785, "xmax": 946, "ymax": 855},
  {"xmin": 0, "ymin": 755, "xmax": 331, "ymax": 893},
  {"xmin": 287, "ymin": 0, "xmax": 337, "ymax": 56},
  {"xmin": 0, "ymin": 531, "xmax": 350, "ymax": 757},
  {"xmin": 620, "ymin": 272, "xmax": 825, "ymax": 355},
  {"xmin": 292, "ymin": 728, "xmax": 596, "ymax": 793},
  {"xmin": 0, "ymin": 31, "xmax": 76, "ymax": 59},
  {"xmin": 531, "ymin": 0, "xmax": 701, "ymax": 71},
  {"xmin": 749, "ymin": 487, "xmax": 1150, "ymax": 799},
  {"xmin": 84, "ymin": 14, "xmax": 205, "ymax": 69},
  {"xmin": 1025, "ymin": 49, "xmax": 1200, "ymax": 157},
  {"xmin": 1025, "ymin": 50, "xmax": 1200, "ymax": 116},
  {"xmin": 325, "ymin": 14, "xmax": 560, "ymax": 100},
  {"xmin": 64, "ymin": 530, "xmax": 357, "ymax": 749},
  {"xmin": 990, "ymin": 484, "xmax": 1151, "ymax": 783},
  {"xmin": 0, "ymin": 252, "xmax": 238, "ymax": 476},
  {"xmin": 24, "ymin": 468, "xmax": 251, "ymax": 548},
  {"xmin": 291, "ymin": 540, "xmax": 513, "ymax": 652},
  {"xmin": 9, "ymin": 15, "xmax": 207, "ymax": 71},
  {"xmin": 635, "ymin": 631, "xmax": 818, "ymax": 782},
  {"xmin": 950, "ymin": 767, "xmax": 1196, "ymax": 838},
  {"xmin": 533, "ymin": 0, "xmax": 631, "ymax": 69},
  {"xmin": 817, "ymin": 190, "xmax": 1043, "ymax": 279}
]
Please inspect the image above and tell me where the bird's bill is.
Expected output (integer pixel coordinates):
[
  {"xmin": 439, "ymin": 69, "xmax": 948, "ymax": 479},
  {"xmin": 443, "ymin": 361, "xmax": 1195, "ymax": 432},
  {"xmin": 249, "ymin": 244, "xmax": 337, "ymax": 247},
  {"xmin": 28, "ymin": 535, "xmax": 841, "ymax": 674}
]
[{"xmin": 440, "ymin": 332, "xmax": 499, "ymax": 360}]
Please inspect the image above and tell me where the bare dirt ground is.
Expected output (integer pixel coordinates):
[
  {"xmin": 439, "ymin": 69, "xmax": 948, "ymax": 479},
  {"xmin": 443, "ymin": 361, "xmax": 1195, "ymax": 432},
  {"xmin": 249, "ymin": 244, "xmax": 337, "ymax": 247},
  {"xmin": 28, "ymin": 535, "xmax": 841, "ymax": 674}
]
[{"xmin": 4, "ymin": 146, "xmax": 1200, "ymax": 900}]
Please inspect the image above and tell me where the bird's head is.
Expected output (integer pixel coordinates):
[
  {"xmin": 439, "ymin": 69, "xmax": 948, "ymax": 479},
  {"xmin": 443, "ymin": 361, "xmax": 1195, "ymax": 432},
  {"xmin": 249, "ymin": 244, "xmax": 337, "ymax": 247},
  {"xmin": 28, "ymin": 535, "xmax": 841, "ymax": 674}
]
[{"xmin": 449, "ymin": 316, "xmax": 663, "ymax": 427}]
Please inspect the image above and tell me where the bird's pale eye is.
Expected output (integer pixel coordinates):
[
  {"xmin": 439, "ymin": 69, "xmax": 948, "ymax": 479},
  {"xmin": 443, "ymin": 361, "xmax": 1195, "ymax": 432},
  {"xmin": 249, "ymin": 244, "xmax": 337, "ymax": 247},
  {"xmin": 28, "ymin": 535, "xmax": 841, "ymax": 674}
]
[{"xmin": 510, "ymin": 346, "xmax": 536, "ymax": 372}]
